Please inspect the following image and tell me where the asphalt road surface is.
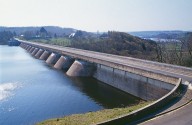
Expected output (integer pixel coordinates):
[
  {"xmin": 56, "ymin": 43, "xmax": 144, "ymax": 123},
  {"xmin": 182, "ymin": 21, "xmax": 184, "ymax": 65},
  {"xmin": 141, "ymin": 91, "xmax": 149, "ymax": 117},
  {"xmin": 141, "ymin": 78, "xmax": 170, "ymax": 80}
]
[{"xmin": 140, "ymin": 102, "xmax": 192, "ymax": 125}]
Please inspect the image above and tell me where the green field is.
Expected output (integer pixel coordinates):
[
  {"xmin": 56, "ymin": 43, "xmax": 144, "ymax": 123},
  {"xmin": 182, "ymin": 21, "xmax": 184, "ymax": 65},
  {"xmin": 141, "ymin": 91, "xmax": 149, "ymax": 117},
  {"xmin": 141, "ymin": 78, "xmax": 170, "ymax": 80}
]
[{"xmin": 37, "ymin": 101, "xmax": 151, "ymax": 125}]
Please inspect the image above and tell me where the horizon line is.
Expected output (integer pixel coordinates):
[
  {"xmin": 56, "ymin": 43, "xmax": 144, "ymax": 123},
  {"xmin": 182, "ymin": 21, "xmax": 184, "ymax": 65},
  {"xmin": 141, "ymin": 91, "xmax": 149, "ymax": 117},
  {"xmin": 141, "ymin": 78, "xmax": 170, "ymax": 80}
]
[{"xmin": 0, "ymin": 25, "xmax": 191, "ymax": 33}]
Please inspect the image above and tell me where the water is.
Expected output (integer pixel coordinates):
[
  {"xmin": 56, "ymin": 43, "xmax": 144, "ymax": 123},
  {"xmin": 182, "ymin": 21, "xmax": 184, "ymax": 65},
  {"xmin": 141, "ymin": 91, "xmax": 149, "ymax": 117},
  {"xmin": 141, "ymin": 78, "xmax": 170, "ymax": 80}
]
[{"xmin": 0, "ymin": 45, "xmax": 141, "ymax": 125}]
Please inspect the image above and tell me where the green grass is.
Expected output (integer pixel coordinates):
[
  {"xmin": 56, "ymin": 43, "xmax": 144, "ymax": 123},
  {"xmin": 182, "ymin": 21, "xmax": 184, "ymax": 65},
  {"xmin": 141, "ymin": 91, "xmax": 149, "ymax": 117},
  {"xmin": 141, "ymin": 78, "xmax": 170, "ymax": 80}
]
[
  {"xmin": 30, "ymin": 38, "xmax": 71, "ymax": 46},
  {"xmin": 37, "ymin": 101, "xmax": 151, "ymax": 125}
]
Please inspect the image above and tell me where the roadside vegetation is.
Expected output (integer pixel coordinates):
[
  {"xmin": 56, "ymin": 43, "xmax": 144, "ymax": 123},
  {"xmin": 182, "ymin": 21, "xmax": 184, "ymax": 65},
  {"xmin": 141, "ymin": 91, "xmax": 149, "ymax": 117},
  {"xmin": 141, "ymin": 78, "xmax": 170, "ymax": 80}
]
[
  {"xmin": 69, "ymin": 31, "xmax": 157, "ymax": 60},
  {"xmin": 37, "ymin": 101, "xmax": 151, "ymax": 125},
  {"xmin": 29, "ymin": 38, "xmax": 71, "ymax": 46},
  {"xmin": 28, "ymin": 30, "xmax": 192, "ymax": 67},
  {"xmin": 156, "ymin": 32, "xmax": 192, "ymax": 67},
  {"xmin": 26, "ymin": 30, "xmax": 158, "ymax": 61}
]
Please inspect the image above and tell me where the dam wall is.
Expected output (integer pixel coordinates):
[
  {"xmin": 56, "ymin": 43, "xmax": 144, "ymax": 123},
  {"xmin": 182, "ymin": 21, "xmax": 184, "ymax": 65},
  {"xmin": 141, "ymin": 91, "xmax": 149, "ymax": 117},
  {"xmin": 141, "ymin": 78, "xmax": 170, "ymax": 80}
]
[
  {"xmin": 97, "ymin": 78, "xmax": 182, "ymax": 125},
  {"xmin": 18, "ymin": 40, "xmax": 180, "ymax": 101},
  {"xmin": 93, "ymin": 64, "xmax": 176, "ymax": 100}
]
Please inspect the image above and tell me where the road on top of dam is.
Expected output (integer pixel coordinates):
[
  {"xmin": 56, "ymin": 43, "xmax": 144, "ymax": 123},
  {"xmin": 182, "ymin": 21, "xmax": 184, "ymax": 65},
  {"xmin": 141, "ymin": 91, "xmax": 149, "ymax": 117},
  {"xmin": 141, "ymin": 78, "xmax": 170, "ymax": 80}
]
[{"xmin": 17, "ymin": 39, "xmax": 192, "ymax": 84}]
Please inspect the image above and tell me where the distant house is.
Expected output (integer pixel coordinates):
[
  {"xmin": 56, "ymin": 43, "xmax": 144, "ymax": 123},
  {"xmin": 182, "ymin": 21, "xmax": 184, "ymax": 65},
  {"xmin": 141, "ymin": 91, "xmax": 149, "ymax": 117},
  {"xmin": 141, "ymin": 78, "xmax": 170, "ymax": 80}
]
[{"xmin": 69, "ymin": 33, "xmax": 76, "ymax": 38}]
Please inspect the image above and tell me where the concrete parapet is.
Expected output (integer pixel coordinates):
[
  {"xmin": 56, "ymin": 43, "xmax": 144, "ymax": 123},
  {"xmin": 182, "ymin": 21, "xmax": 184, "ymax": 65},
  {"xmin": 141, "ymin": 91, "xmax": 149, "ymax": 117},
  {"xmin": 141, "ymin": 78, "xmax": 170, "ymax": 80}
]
[
  {"xmin": 121, "ymin": 56, "xmax": 192, "ymax": 77},
  {"xmin": 46, "ymin": 53, "xmax": 56, "ymax": 65},
  {"xmin": 35, "ymin": 49, "xmax": 44, "ymax": 58},
  {"xmin": 66, "ymin": 60, "xmax": 96, "ymax": 76},
  {"xmin": 39, "ymin": 50, "xmax": 50, "ymax": 60},
  {"xmin": 54, "ymin": 56, "xmax": 66, "ymax": 69},
  {"xmin": 31, "ymin": 48, "xmax": 39, "ymax": 56}
]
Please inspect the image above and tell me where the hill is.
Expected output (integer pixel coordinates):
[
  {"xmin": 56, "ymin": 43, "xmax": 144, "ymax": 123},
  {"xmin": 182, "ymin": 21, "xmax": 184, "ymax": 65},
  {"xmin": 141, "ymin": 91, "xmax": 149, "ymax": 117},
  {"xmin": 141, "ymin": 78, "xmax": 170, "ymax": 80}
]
[
  {"xmin": 0, "ymin": 26, "xmax": 76, "ymax": 36},
  {"xmin": 69, "ymin": 31, "xmax": 157, "ymax": 60},
  {"xmin": 129, "ymin": 31, "xmax": 186, "ymax": 39}
]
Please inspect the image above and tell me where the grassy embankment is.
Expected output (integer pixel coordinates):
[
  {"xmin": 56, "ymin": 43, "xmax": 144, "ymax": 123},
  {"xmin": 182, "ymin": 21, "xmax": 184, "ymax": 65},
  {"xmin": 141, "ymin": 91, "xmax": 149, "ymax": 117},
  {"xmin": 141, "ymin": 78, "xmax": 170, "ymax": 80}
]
[{"xmin": 37, "ymin": 101, "xmax": 152, "ymax": 125}]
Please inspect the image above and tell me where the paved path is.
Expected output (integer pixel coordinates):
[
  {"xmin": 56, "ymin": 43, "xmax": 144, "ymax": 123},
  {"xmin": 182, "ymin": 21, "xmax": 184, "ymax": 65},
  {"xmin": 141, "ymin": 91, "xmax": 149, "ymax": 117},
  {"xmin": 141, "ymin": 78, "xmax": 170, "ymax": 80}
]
[
  {"xmin": 138, "ymin": 85, "xmax": 192, "ymax": 125},
  {"xmin": 140, "ymin": 101, "xmax": 192, "ymax": 125}
]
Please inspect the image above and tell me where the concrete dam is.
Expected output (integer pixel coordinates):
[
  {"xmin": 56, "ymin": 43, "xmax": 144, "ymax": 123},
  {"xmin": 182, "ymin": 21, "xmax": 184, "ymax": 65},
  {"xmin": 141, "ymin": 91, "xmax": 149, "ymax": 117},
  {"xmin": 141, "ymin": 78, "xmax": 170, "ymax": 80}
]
[{"xmin": 16, "ymin": 38, "xmax": 192, "ymax": 102}]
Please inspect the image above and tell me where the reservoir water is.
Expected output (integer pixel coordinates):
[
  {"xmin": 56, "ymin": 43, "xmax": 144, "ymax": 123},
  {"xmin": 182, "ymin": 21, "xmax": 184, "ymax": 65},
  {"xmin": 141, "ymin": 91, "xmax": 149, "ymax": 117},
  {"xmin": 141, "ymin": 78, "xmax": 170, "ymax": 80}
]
[{"xmin": 0, "ymin": 45, "xmax": 141, "ymax": 125}]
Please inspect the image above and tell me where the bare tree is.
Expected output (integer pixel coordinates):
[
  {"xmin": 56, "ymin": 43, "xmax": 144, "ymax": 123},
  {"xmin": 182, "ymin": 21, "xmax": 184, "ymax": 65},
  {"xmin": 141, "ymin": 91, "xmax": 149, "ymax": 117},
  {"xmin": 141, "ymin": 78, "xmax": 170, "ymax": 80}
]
[
  {"xmin": 156, "ymin": 39, "xmax": 163, "ymax": 62},
  {"xmin": 181, "ymin": 32, "xmax": 192, "ymax": 57}
]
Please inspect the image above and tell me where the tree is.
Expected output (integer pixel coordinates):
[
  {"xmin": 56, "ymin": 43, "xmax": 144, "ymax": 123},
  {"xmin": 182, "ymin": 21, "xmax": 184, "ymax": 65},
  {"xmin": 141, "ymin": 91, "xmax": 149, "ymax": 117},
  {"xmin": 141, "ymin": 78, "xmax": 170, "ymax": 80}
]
[
  {"xmin": 181, "ymin": 32, "xmax": 192, "ymax": 57},
  {"xmin": 156, "ymin": 43, "xmax": 163, "ymax": 62},
  {"xmin": 0, "ymin": 31, "xmax": 13, "ymax": 45},
  {"xmin": 54, "ymin": 33, "xmax": 57, "ymax": 38},
  {"xmin": 13, "ymin": 31, "xmax": 17, "ymax": 36},
  {"xmin": 39, "ymin": 27, "xmax": 48, "ymax": 38},
  {"xmin": 23, "ymin": 31, "xmax": 35, "ymax": 40},
  {"xmin": 180, "ymin": 32, "xmax": 192, "ymax": 66}
]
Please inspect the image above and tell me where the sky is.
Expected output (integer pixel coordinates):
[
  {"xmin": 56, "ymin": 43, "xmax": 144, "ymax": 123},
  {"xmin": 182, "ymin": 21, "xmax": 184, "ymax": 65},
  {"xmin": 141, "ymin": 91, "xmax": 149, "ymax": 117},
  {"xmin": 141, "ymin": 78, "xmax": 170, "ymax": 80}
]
[{"xmin": 0, "ymin": 0, "xmax": 192, "ymax": 32}]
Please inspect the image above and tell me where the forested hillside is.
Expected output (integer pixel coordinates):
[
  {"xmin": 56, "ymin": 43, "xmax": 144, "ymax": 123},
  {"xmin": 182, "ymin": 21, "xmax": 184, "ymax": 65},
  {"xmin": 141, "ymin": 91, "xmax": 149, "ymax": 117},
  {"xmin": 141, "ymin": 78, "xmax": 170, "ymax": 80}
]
[
  {"xmin": 0, "ymin": 26, "xmax": 76, "ymax": 36},
  {"xmin": 70, "ymin": 31, "xmax": 157, "ymax": 60},
  {"xmin": 0, "ymin": 31, "xmax": 13, "ymax": 45}
]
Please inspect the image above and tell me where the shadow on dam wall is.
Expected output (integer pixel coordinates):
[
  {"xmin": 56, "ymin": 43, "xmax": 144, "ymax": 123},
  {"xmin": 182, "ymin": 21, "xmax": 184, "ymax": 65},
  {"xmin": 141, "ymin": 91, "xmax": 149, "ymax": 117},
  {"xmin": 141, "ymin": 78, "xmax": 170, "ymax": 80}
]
[{"xmin": 69, "ymin": 77, "xmax": 142, "ymax": 109}]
